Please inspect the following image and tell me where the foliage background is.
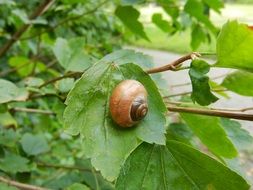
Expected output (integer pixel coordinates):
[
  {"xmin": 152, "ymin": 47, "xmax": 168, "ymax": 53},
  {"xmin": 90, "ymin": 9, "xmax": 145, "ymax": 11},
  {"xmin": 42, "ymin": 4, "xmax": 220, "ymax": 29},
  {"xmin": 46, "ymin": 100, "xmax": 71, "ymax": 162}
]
[{"xmin": 0, "ymin": 0, "xmax": 253, "ymax": 189}]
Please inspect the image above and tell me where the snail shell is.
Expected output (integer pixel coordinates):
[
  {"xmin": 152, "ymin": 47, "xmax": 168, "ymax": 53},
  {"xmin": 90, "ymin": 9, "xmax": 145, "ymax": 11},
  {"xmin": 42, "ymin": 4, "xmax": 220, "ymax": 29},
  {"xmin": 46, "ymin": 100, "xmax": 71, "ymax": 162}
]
[{"xmin": 109, "ymin": 80, "xmax": 148, "ymax": 127}]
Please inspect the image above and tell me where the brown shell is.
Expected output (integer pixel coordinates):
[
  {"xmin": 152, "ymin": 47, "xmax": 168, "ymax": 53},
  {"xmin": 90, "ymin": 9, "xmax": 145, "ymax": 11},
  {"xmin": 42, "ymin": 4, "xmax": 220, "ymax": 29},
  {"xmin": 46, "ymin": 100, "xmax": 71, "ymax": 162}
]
[{"xmin": 109, "ymin": 80, "xmax": 148, "ymax": 127}]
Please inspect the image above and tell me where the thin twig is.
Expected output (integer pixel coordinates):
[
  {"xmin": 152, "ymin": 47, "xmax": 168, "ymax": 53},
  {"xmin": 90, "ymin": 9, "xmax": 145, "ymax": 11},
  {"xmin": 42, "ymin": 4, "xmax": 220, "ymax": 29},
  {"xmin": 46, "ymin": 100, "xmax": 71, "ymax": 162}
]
[
  {"xmin": 39, "ymin": 72, "xmax": 82, "ymax": 88},
  {"xmin": 36, "ymin": 162, "xmax": 99, "ymax": 173},
  {"xmin": 21, "ymin": 0, "xmax": 109, "ymax": 41},
  {"xmin": 167, "ymin": 105, "xmax": 253, "ymax": 121},
  {"xmin": 11, "ymin": 107, "xmax": 55, "ymax": 115},
  {"xmin": 0, "ymin": 0, "xmax": 55, "ymax": 58},
  {"xmin": 28, "ymin": 93, "xmax": 64, "ymax": 101},
  {"xmin": 171, "ymin": 73, "xmax": 229, "ymax": 88},
  {"xmin": 0, "ymin": 176, "xmax": 48, "ymax": 190},
  {"xmin": 146, "ymin": 52, "xmax": 200, "ymax": 74},
  {"xmin": 163, "ymin": 89, "xmax": 227, "ymax": 98}
]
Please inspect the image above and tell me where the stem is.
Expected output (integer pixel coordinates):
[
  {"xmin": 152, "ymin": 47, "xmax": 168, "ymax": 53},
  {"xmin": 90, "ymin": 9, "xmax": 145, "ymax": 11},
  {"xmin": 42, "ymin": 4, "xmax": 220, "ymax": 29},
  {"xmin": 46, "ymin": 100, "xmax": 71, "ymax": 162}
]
[
  {"xmin": 0, "ymin": 0, "xmax": 55, "ymax": 58},
  {"xmin": 163, "ymin": 89, "xmax": 227, "ymax": 98},
  {"xmin": 11, "ymin": 107, "xmax": 55, "ymax": 115},
  {"xmin": 0, "ymin": 176, "xmax": 48, "ymax": 190},
  {"xmin": 171, "ymin": 73, "xmax": 229, "ymax": 88},
  {"xmin": 36, "ymin": 162, "xmax": 98, "ymax": 173},
  {"xmin": 167, "ymin": 105, "xmax": 253, "ymax": 121},
  {"xmin": 146, "ymin": 52, "xmax": 200, "ymax": 74}
]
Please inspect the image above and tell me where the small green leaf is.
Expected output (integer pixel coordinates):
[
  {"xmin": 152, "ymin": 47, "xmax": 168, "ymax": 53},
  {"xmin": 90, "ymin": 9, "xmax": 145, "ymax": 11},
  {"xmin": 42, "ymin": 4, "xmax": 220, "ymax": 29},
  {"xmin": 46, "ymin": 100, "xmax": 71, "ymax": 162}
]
[
  {"xmin": 55, "ymin": 78, "xmax": 75, "ymax": 93},
  {"xmin": 157, "ymin": 0, "xmax": 179, "ymax": 20},
  {"xmin": 191, "ymin": 24, "xmax": 206, "ymax": 50},
  {"xmin": 180, "ymin": 113, "xmax": 238, "ymax": 158},
  {"xmin": 64, "ymin": 51, "xmax": 166, "ymax": 180},
  {"xmin": 0, "ymin": 79, "xmax": 28, "ymax": 104},
  {"xmin": 115, "ymin": 6, "xmax": 148, "ymax": 40},
  {"xmin": 216, "ymin": 21, "xmax": 253, "ymax": 71},
  {"xmin": 53, "ymin": 37, "xmax": 92, "ymax": 72},
  {"xmin": 8, "ymin": 56, "xmax": 33, "ymax": 77},
  {"xmin": 222, "ymin": 71, "xmax": 253, "ymax": 96},
  {"xmin": 184, "ymin": 0, "xmax": 217, "ymax": 34},
  {"xmin": 189, "ymin": 59, "xmax": 218, "ymax": 105},
  {"xmin": 20, "ymin": 133, "xmax": 50, "ymax": 156},
  {"xmin": 203, "ymin": 0, "xmax": 224, "ymax": 13},
  {"xmin": 152, "ymin": 13, "xmax": 173, "ymax": 33},
  {"xmin": 0, "ymin": 152, "xmax": 30, "ymax": 173},
  {"xmin": 220, "ymin": 118, "xmax": 253, "ymax": 151},
  {"xmin": 116, "ymin": 141, "xmax": 249, "ymax": 190},
  {"xmin": 0, "ymin": 112, "xmax": 17, "ymax": 128},
  {"xmin": 24, "ymin": 77, "xmax": 44, "ymax": 87},
  {"xmin": 0, "ymin": 128, "xmax": 18, "ymax": 147}
]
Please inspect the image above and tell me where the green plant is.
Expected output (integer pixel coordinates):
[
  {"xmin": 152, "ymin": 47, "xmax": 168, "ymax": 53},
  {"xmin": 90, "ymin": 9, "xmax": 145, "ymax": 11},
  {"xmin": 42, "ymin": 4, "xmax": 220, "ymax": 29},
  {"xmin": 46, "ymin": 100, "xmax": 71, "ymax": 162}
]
[{"xmin": 0, "ymin": 0, "xmax": 252, "ymax": 189}]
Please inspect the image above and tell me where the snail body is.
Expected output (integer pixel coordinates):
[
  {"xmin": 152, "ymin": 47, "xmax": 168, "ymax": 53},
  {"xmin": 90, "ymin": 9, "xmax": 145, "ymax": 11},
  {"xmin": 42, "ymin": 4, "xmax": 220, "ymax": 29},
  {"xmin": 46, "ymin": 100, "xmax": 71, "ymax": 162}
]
[{"xmin": 109, "ymin": 80, "xmax": 148, "ymax": 128}]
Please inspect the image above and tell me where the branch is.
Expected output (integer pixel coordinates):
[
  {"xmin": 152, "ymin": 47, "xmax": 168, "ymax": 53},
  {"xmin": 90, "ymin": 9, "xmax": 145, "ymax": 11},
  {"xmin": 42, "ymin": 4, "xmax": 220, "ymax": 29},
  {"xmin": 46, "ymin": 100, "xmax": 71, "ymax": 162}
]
[
  {"xmin": 21, "ymin": 0, "xmax": 109, "ymax": 41},
  {"xmin": 11, "ymin": 107, "xmax": 55, "ymax": 115},
  {"xmin": 167, "ymin": 105, "xmax": 253, "ymax": 121},
  {"xmin": 0, "ymin": 0, "xmax": 55, "ymax": 58},
  {"xmin": 146, "ymin": 52, "xmax": 200, "ymax": 74},
  {"xmin": 0, "ymin": 176, "xmax": 48, "ymax": 190}
]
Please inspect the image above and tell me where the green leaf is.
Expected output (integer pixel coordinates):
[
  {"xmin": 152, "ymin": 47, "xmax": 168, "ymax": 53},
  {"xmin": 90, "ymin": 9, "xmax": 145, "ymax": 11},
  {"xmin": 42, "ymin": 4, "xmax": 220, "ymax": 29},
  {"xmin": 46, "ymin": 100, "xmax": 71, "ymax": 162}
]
[
  {"xmin": 220, "ymin": 118, "xmax": 253, "ymax": 151},
  {"xmin": 180, "ymin": 113, "xmax": 238, "ymax": 158},
  {"xmin": 8, "ymin": 56, "xmax": 33, "ymax": 77},
  {"xmin": 53, "ymin": 37, "xmax": 92, "ymax": 72},
  {"xmin": 191, "ymin": 24, "xmax": 206, "ymax": 50},
  {"xmin": 222, "ymin": 71, "xmax": 253, "ymax": 96},
  {"xmin": 24, "ymin": 77, "xmax": 44, "ymax": 87},
  {"xmin": 115, "ymin": 6, "xmax": 148, "ymax": 40},
  {"xmin": 203, "ymin": 0, "xmax": 223, "ymax": 13},
  {"xmin": 0, "ymin": 152, "xmax": 30, "ymax": 173},
  {"xmin": 0, "ymin": 128, "xmax": 18, "ymax": 147},
  {"xmin": 116, "ymin": 141, "xmax": 249, "ymax": 190},
  {"xmin": 66, "ymin": 183, "xmax": 90, "ymax": 190},
  {"xmin": 0, "ymin": 79, "xmax": 28, "ymax": 104},
  {"xmin": 189, "ymin": 59, "xmax": 218, "ymax": 105},
  {"xmin": 167, "ymin": 123, "xmax": 194, "ymax": 145},
  {"xmin": 157, "ymin": 0, "xmax": 179, "ymax": 20},
  {"xmin": 0, "ymin": 112, "xmax": 17, "ymax": 128},
  {"xmin": 55, "ymin": 78, "xmax": 75, "ymax": 93},
  {"xmin": 216, "ymin": 21, "xmax": 253, "ymax": 71},
  {"xmin": 64, "ymin": 51, "xmax": 167, "ymax": 180},
  {"xmin": 184, "ymin": 0, "xmax": 217, "ymax": 33},
  {"xmin": 152, "ymin": 13, "xmax": 173, "ymax": 33},
  {"xmin": 20, "ymin": 133, "xmax": 50, "ymax": 156}
]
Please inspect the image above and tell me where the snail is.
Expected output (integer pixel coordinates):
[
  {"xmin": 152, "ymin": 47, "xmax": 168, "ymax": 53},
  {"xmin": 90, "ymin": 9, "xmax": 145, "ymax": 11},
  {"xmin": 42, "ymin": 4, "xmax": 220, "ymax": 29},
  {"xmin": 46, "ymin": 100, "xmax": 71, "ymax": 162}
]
[{"xmin": 109, "ymin": 80, "xmax": 148, "ymax": 128}]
